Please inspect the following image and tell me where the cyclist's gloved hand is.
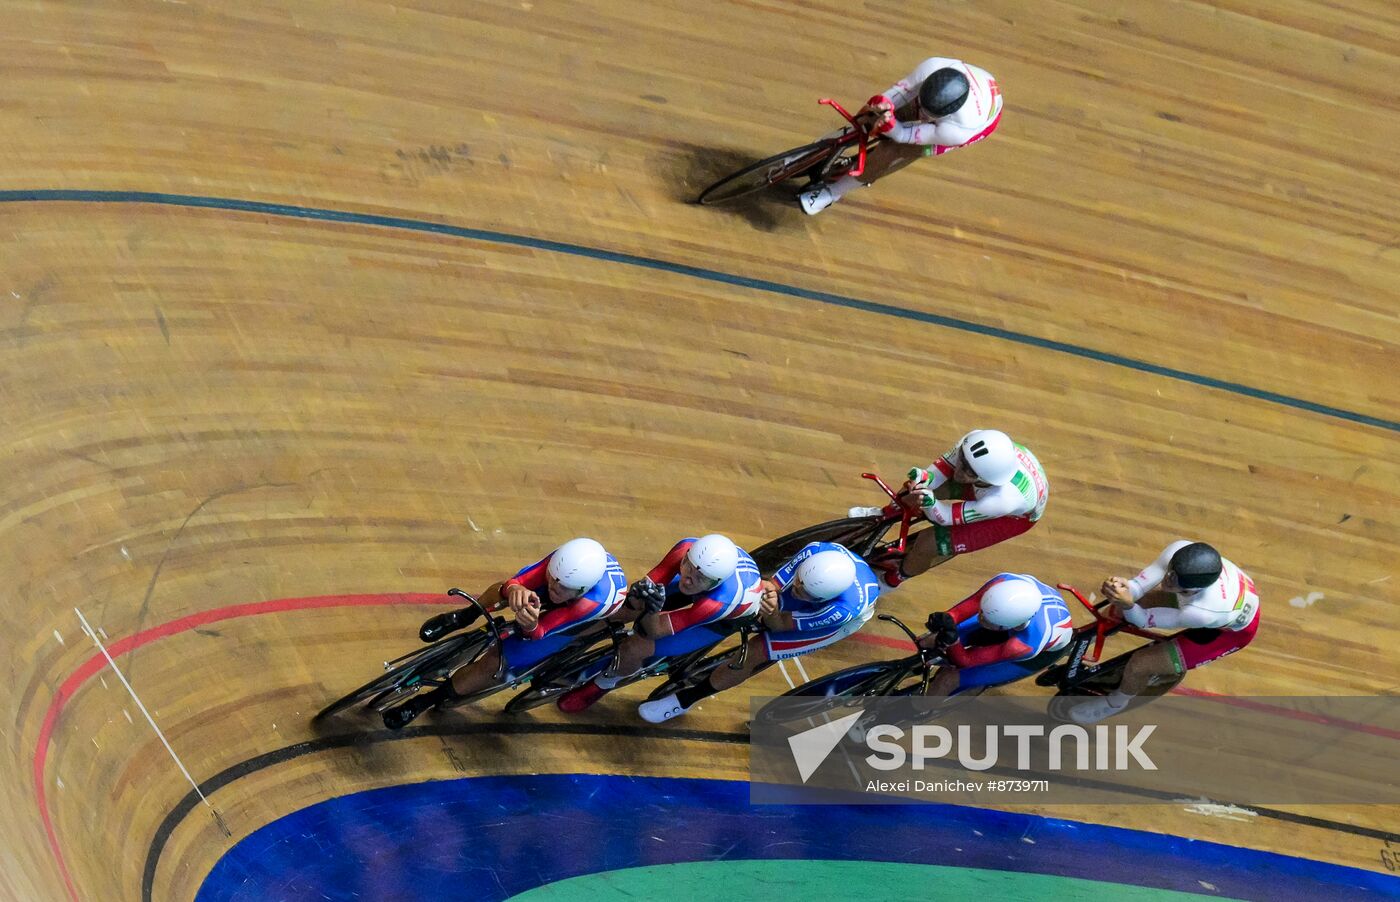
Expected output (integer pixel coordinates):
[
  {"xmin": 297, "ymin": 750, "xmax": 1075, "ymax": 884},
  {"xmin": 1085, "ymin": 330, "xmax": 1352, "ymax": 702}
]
[
  {"xmin": 860, "ymin": 95, "xmax": 896, "ymax": 134},
  {"xmin": 866, "ymin": 94, "xmax": 894, "ymax": 113},
  {"xmin": 907, "ymin": 488, "xmax": 936, "ymax": 511},
  {"xmin": 900, "ymin": 469, "xmax": 933, "ymax": 509},
  {"xmin": 925, "ymin": 611, "xmax": 959, "ymax": 649},
  {"xmin": 630, "ymin": 577, "xmax": 667, "ymax": 613}
]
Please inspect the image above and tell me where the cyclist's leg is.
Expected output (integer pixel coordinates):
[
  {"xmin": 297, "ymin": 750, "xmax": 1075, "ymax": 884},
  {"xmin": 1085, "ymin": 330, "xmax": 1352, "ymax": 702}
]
[
  {"xmin": 1174, "ymin": 610, "xmax": 1261, "ymax": 674},
  {"xmin": 890, "ymin": 528, "xmax": 948, "ymax": 583},
  {"xmin": 602, "ymin": 601, "xmax": 733, "ymax": 689},
  {"xmin": 383, "ymin": 625, "xmax": 571, "ymax": 728},
  {"xmin": 639, "ymin": 615, "xmax": 867, "ymax": 722},
  {"xmin": 562, "ymin": 597, "xmax": 740, "ymax": 712},
  {"xmin": 939, "ymin": 648, "xmax": 1062, "ymax": 696},
  {"xmin": 851, "ymin": 140, "xmax": 927, "ymax": 186},
  {"xmin": 703, "ymin": 618, "xmax": 864, "ymax": 695},
  {"xmin": 556, "ymin": 631, "xmax": 655, "ymax": 713},
  {"xmin": 922, "ymin": 665, "xmax": 961, "ymax": 696},
  {"xmin": 897, "ymin": 517, "xmax": 1036, "ymax": 584},
  {"xmin": 634, "ymin": 630, "xmax": 766, "ymax": 722},
  {"xmin": 644, "ymin": 624, "xmax": 731, "ymax": 670},
  {"xmin": 1070, "ymin": 611, "xmax": 1259, "ymax": 724},
  {"xmin": 808, "ymin": 141, "xmax": 925, "ymax": 211},
  {"xmin": 434, "ymin": 625, "xmax": 565, "ymax": 700},
  {"xmin": 610, "ymin": 633, "xmax": 656, "ymax": 681},
  {"xmin": 440, "ymin": 626, "xmax": 580, "ymax": 699},
  {"xmin": 1126, "ymin": 608, "xmax": 1262, "ymax": 695},
  {"xmin": 1065, "ymin": 641, "xmax": 1175, "ymax": 724},
  {"xmin": 825, "ymin": 112, "xmax": 1003, "ymax": 203}
]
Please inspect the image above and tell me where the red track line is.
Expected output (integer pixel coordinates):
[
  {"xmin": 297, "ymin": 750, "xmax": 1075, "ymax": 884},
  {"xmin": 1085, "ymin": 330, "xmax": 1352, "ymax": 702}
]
[
  {"xmin": 34, "ymin": 592, "xmax": 443, "ymax": 902},
  {"xmin": 850, "ymin": 632, "xmax": 911, "ymax": 651},
  {"xmin": 1169, "ymin": 686, "xmax": 1400, "ymax": 740},
  {"xmin": 34, "ymin": 595, "xmax": 1399, "ymax": 901}
]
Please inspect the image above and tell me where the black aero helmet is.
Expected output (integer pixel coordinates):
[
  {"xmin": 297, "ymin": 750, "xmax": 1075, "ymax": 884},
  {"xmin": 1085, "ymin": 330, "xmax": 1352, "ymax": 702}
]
[
  {"xmin": 919, "ymin": 67, "xmax": 970, "ymax": 117},
  {"xmin": 1169, "ymin": 542, "xmax": 1223, "ymax": 589}
]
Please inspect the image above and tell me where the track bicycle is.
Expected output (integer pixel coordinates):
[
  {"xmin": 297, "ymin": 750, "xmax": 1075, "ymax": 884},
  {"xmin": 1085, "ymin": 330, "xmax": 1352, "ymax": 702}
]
[
  {"xmin": 749, "ymin": 472, "xmax": 919, "ymax": 579},
  {"xmin": 1038, "ymin": 583, "xmax": 1182, "ymax": 720},
  {"xmin": 751, "ymin": 611, "xmax": 979, "ymax": 728},
  {"xmin": 501, "ymin": 614, "xmax": 765, "ymax": 713},
  {"xmin": 696, "ymin": 98, "xmax": 876, "ymax": 205},
  {"xmin": 315, "ymin": 588, "xmax": 625, "ymax": 720}
]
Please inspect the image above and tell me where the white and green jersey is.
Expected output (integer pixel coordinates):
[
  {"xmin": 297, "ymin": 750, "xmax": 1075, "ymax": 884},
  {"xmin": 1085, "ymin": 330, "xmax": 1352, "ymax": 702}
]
[{"xmin": 913, "ymin": 440, "xmax": 1049, "ymax": 527}]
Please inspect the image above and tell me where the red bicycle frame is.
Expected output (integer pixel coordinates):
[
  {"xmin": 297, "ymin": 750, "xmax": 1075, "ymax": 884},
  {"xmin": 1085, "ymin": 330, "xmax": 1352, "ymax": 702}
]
[
  {"xmin": 861, "ymin": 471, "xmax": 915, "ymax": 553},
  {"xmin": 1057, "ymin": 583, "xmax": 1165, "ymax": 664},
  {"xmin": 818, "ymin": 98, "xmax": 870, "ymax": 178}
]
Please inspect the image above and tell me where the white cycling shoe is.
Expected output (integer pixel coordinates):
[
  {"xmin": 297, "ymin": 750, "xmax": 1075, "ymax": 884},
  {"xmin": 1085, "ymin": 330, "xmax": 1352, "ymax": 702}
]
[
  {"xmin": 639, "ymin": 693, "xmax": 692, "ymax": 724},
  {"xmin": 799, "ymin": 185, "xmax": 835, "ymax": 215},
  {"xmin": 1068, "ymin": 694, "xmax": 1129, "ymax": 724}
]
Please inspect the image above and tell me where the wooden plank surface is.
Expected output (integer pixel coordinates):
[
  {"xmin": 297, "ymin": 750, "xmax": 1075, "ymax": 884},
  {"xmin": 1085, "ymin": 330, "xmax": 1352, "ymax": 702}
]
[{"xmin": 1, "ymin": 2, "xmax": 1396, "ymax": 900}]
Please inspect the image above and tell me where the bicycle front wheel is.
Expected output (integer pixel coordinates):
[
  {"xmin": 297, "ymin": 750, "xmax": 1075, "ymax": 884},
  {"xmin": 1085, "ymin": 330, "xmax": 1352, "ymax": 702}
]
[
  {"xmin": 314, "ymin": 632, "xmax": 486, "ymax": 720},
  {"xmin": 696, "ymin": 141, "xmax": 834, "ymax": 204}
]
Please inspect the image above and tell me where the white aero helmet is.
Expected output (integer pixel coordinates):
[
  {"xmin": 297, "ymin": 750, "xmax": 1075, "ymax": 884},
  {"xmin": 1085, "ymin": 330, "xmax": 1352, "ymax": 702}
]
[
  {"xmin": 547, "ymin": 537, "xmax": 608, "ymax": 592},
  {"xmin": 686, "ymin": 534, "xmax": 740, "ymax": 583},
  {"xmin": 960, "ymin": 429, "xmax": 1018, "ymax": 485},
  {"xmin": 794, "ymin": 549, "xmax": 858, "ymax": 602},
  {"xmin": 979, "ymin": 577, "xmax": 1043, "ymax": 629}
]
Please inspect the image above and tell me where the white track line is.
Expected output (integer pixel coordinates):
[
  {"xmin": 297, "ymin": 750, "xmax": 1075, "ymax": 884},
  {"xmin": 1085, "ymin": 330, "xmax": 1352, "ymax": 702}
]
[
  {"xmin": 779, "ymin": 656, "xmax": 862, "ymax": 789},
  {"xmin": 74, "ymin": 608, "xmax": 228, "ymax": 832}
]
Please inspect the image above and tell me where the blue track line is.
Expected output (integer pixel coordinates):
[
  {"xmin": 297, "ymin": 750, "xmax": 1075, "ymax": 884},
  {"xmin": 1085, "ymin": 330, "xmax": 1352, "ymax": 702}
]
[{"xmin": 3, "ymin": 188, "xmax": 1394, "ymax": 434}]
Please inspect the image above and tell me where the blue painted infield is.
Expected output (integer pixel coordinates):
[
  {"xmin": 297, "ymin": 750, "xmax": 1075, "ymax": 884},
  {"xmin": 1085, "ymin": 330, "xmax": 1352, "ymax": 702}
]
[{"xmin": 195, "ymin": 773, "xmax": 1397, "ymax": 902}]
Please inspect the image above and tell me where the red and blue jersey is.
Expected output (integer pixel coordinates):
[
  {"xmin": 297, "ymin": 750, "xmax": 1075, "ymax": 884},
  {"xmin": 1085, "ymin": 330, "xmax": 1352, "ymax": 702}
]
[
  {"xmin": 646, "ymin": 538, "xmax": 763, "ymax": 633},
  {"xmin": 944, "ymin": 573, "xmax": 1072, "ymax": 668},
  {"xmin": 504, "ymin": 550, "xmax": 627, "ymax": 640}
]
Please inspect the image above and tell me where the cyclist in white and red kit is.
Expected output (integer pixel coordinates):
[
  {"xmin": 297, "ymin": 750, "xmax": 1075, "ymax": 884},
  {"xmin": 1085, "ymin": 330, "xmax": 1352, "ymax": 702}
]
[
  {"xmin": 850, "ymin": 429, "xmax": 1048, "ymax": 587},
  {"xmin": 800, "ymin": 57, "xmax": 1003, "ymax": 215},
  {"xmin": 1069, "ymin": 541, "xmax": 1262, "ymax": 724}
]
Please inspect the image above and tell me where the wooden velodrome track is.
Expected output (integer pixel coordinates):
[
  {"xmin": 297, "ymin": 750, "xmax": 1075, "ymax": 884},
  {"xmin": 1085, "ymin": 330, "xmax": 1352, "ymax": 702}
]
[{"xmin": 3, "ymin": 1, "xmax": 1398, "ymax": 899}]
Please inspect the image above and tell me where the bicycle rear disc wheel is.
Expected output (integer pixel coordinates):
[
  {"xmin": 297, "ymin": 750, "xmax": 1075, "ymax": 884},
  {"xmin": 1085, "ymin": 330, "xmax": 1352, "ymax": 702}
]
[
  {"xmin": 645, "ymin": 646, "xmax": 738, "ymax": 701},
  {"xmin": 753, "ymin": 659, "xmax": 910, "ymax": 726},
  {"xmin": 503, "ymin": 646, "xmax": 615, "ymax": 714},
  {"xmin": 750, "ymin": 517, "xmax": 889, "ymax": 576},
  {"xmin": 501, "ymin": 680, "xmax": 571, "ymax": 714},
  {"xmin": 696, "ymin": 142, "xmax": 833, "ymax": 205}
]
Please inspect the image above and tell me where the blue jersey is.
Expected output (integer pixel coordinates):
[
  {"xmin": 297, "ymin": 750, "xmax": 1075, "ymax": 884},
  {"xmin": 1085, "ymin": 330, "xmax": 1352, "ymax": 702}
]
[{"xmin": 773, "ymin": 542, "xmax": 881, "ymax": 631}]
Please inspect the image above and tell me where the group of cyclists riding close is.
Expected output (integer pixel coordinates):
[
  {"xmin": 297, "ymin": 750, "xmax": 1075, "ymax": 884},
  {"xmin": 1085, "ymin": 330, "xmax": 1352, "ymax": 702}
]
[
  {"xmin": 343, "ymin": 58, "xmax": 1260, "ymax": 733},
  {"xmin": 373, "ymin": 426, "xmax": 1258, "ymax": 732}
]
